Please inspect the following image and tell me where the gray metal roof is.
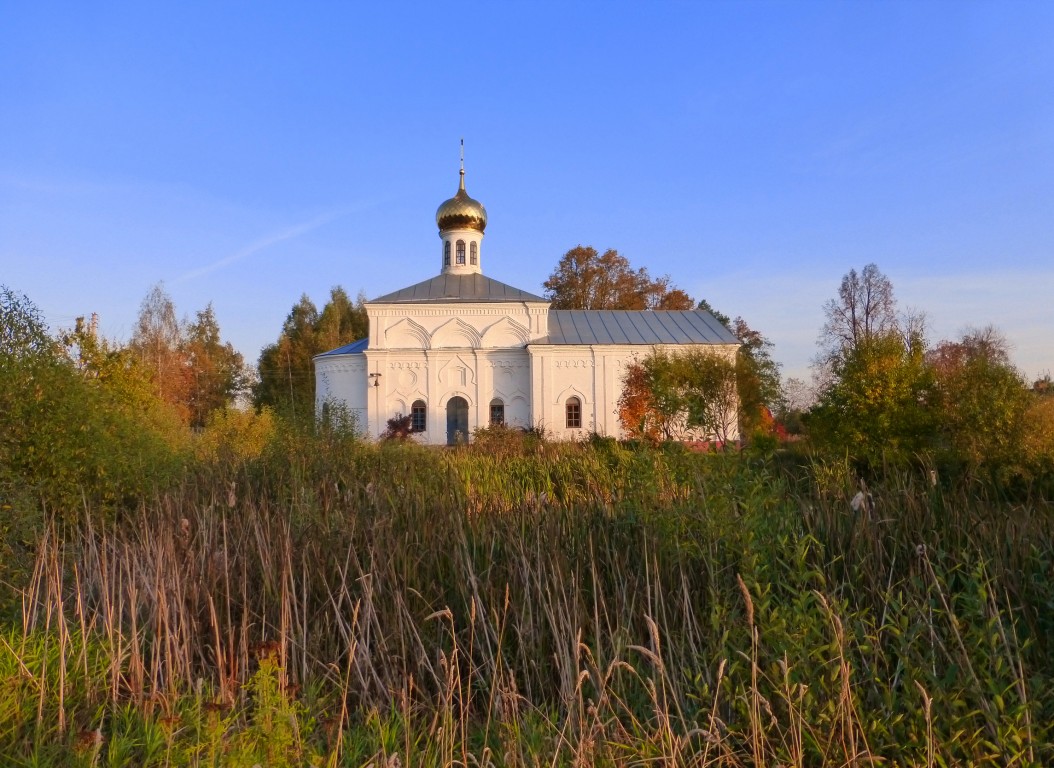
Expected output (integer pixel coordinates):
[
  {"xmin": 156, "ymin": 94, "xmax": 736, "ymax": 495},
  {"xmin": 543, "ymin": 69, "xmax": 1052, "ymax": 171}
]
[
  {"xmin": 314, "ymin": 311, "xmax": 738, "ymax": 358},
  {"xmin": 543, "ymin": 310, "xmax": 739, "ymax": 346},
  {"xmin": 370, "ymin": 273, "xmax": 546, "ymax": 304},
  {"xmin": 315, "ymin": 337, "xmax": 368, "ymax": 358}
]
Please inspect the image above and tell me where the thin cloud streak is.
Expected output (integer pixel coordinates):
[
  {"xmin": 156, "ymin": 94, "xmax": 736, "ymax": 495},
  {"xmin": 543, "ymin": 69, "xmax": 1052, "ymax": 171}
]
[{"xmin": 172, "ymin": 210, "xmax": 349, "ymax": 284}]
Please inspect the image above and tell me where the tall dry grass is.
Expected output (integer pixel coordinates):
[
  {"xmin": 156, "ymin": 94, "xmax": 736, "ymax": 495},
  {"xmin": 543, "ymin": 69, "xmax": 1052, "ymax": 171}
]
[{"xmin": 4, "ymin": 438, "xmax": 1053, "ymax": 765}]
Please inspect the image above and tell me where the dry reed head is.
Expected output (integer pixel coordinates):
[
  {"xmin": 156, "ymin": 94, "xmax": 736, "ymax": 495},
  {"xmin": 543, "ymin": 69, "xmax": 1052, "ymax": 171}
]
[{"xmin": 736, "ymin": 573, "xmax": 755, "ymax": 629}]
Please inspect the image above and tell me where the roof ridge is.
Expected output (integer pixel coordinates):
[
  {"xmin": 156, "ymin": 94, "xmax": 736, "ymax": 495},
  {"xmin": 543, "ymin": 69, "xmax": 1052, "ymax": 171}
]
[{"xmin": 369, "ymin": 273, "xmax": 547, "ymax": 304}]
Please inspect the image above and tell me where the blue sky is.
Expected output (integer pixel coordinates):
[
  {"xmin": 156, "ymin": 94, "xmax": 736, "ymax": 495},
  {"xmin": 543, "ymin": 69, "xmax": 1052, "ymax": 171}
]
[{"xmin": 2, "ymin": 1, "xmax": 1052, "ymax": 383}]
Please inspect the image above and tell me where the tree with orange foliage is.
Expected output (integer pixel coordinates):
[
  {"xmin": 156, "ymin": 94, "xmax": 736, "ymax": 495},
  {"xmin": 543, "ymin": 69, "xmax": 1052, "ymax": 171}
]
[
  {"xmin": 543, "ymin": 246, "xmax": 693, "ymax": 310},
  {"xmin": 618, "ymin": 349, "xmax": 739, "ymax": 444},
  {"xmin": 617, "ymin": 360, "xmax": 665, "ymax": 442},
  {"xmin": 129, "ymin": 284, "xmax": 249, "ymax": 429}
]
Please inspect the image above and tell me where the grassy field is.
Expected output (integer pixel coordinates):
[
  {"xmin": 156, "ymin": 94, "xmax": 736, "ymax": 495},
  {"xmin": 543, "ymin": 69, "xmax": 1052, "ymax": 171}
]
[{"xmin": 2, "ymin": 432, "xmax": 1052, "ymax": 766}]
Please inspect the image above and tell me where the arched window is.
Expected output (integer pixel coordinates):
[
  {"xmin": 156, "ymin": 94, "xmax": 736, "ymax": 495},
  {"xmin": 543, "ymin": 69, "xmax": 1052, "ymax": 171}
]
[
  {"xmin": 411, "ymin": 400, "xmax": 427, "ymax": 433},
  {"xmin": 444, "ymin": 241, "xmax": 451, "ymax": 266},
  {"xmin": 470, "ymin": 241, "xmax": 478, "ymax": 265},
  {"xmin": 490, "ymin": 398, "xmax": 505, "ymax": 426},
  {"xmin": 456, "ymin": 240, "xmax": 466, "ymax": 264},
  {"xmin": 565, "ymin": 397, "xmax": 582, "ymax": 429}
]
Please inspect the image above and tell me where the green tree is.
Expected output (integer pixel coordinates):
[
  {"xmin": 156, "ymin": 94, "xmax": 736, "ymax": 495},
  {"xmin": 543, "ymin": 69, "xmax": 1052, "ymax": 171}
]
[
  {"xmin": 129, "ymin": 283, "xmax": 192, "ymax": 422},
  {"xmin": 316, "ymin": 287, "xmax": 368, "ymax": 352},
  {"xmin": 730, "ymin": 317, "xmax": 783, "ymax": 438},
  {"xmin": 0, "ymin": 285, "xmax": 53, "ymax": 359},
  {"xmin": 696, "ymin": 300, "xmax": 783, "ymax": 438},
  {"xmin": 0, "ymin": 287, "xmax": 60, "ymax": 493},
  {"xmin": 618, "ymin": 348, "xmax": 740, "ymax": 443},
  {"xmin": 543, "ymin": 246, "xmax": 693, "ymax": 310},
  {"xmin": 60, "ymin": 314, "xmax": 189, "ymax": 458},
  {"xmin": 809, "ymin": 330, "xmax": 937, "ymax": 467},
  {"xmin": 196, "ymin": 405, "xmax": 277, "ymax": 464},
  {"xmin": 929, "ymin": 327, "xmax": 1032, "ymax": 479},
  {"xmin": 255, "ymin": 287, "xmax": 368, "ymax": 421},
  {"xmin": 673, "ymin": 350, "xmax": 740, "ymax": 443},
  {"xmin": 61, "ymin": 315, "xmax": 156, "ymax": 406},
  {"xmin": 1, "ymin": 290, "xmax": 187, "ymax": 514},
  {"xmin": 256, "ymin": 294, "xmax": 319, "ymax": 419},
  {"xmin": 183, "ymin": 304, "xmax": 249, "ymax": 429},
  {"xmin": 618, "ymin": 355, "xmax": 679, "ymax": 441}
]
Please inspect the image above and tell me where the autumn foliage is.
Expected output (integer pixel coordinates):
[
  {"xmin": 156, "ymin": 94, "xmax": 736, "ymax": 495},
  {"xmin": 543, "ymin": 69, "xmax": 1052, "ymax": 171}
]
[
  {"xmin": 544, "ymin": 246, "xmax": 693, "ymax": 310},
  {"xmin": 809, "ymin": 265, "xmax": 1052, "ymax": 485},
  {"xmin": 128, "ymin": 284, "xmax": 249, "ymax": 429},
  {"xmin": 618, "ymin": 349, "xmax": 739, "ymax": 443},
  {"xmin": 616, "ymin": 360, "xmax": 665, "ymax": 442}
]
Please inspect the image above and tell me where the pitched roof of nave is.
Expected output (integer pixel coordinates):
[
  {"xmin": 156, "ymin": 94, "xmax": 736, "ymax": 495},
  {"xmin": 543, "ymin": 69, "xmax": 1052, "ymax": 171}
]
[
  {"xmin": 315, "ymin": 308, "xmax": 739, "ymax": 359},
  {"xmin": 544, "ymin": 310, "xmax": 739, "ymax": 345},
  {"xmin": 369, "ymin": 272, "xmax": 546, "ymax": 304}
]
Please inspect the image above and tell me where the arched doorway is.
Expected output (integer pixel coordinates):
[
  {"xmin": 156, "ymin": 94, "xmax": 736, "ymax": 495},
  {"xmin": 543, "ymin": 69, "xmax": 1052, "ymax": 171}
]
[{"xmin": 446, "ymin": 396, "xmax": 469, "ymax": 445}]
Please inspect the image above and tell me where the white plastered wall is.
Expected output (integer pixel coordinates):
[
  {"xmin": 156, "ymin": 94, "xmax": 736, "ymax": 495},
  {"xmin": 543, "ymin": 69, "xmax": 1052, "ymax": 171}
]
[
  {"xmin": 353, "ymin": 300, "xmax": 548, "ymax": 442},
  {"xmin": 314, "ymin": 356, "xmax": 368, "ymax": 433}
]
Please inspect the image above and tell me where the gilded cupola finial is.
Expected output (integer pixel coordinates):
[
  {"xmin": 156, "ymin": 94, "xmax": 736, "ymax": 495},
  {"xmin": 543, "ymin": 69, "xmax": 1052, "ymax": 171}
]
[{"xmin": 436, "ymin": 139, "xmax": 487, "ymax": 232}]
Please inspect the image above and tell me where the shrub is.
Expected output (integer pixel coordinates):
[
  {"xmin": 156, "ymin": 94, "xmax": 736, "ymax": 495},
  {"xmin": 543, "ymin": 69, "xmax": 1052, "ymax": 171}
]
[
  {"xmin": 196, "ymin": 406, "xmax": 277, "ymax": 463},
  {"xmin": 383, "ymin": 413, "xmax": 414, "ymax": 440},
  {"xmin": 1, "ymin": 289, "xmax": 189, "ymax": 516}
]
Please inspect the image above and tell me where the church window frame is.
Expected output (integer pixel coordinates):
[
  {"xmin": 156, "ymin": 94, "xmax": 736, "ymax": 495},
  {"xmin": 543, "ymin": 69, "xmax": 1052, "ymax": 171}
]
[
  {"xmin": 565, "ymin": 397, "xmax": 582, "ymax": 429},
  {"xmin": 490, "ymin": 398, "xmax": 505, "ymax": 426},
  {"xmin": 411, "ymin": 400, "xmax": 427, "ymax": 433},
  {"xmin": 470, "ymin": 241, "xmax": 478, "ymax": 265},
  {"xmin": 456, "ymin": 240, "xmax": 466, "ymax": 264},
  {"xmin": 444, "ymin": 241, "xmax": 451, "ymax": 266}
]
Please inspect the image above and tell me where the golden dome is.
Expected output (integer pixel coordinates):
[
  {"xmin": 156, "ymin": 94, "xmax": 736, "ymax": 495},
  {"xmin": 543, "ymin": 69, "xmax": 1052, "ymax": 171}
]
[{"xmin": 436, "ymin": 169, "xmax": 487, "ymax": 232}]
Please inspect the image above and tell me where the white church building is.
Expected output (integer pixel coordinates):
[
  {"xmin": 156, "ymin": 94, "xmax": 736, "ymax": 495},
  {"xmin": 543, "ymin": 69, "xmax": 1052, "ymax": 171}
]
[{"xmin": 313, "ymin": 163, "xmax": 741, "ymax": 444}]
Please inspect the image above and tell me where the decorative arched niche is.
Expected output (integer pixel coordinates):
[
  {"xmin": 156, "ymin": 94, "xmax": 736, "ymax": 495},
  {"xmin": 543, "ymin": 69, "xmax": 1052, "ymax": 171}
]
[
  {"xmin": 385, "ymin": 318, "xmax": 430, "ymax": 349},
  {"xmin": 437, "ymin": 355, "xmax": 477, "ymax": 388},
  {"xmin": 431, "ymin": 317, "xmax": 481, "ymax": 349},
  {"xmin": 481, "ymin": 317, "xmax": 529, "ymax": 348}
]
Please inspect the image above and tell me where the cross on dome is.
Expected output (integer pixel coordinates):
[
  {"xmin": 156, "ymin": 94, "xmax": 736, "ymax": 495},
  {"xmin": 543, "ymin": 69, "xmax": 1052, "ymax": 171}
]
[
  {"xmin": 436, "ymin": 144, "xmax": 487, "ymax": 234},
  {"xmin": 436, "ymin": 143, "xmax": 487, "ymax": 275}
]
